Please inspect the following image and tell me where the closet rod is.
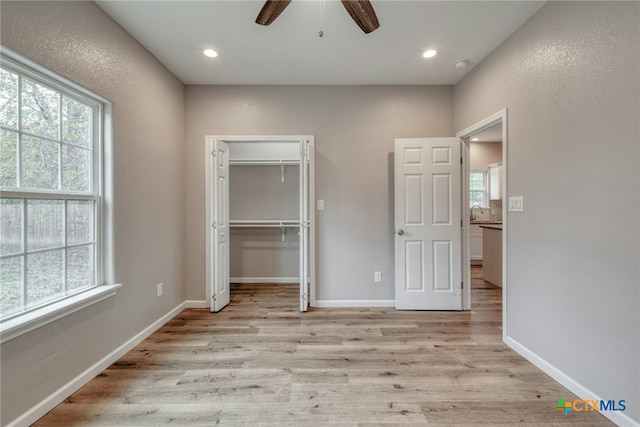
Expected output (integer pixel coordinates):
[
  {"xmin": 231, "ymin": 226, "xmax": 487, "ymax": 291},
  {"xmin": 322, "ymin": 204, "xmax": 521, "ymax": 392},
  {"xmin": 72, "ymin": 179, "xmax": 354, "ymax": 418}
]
[{"xmin": 229, "ymin": 220, "xmax": 299, "ymax": 227}]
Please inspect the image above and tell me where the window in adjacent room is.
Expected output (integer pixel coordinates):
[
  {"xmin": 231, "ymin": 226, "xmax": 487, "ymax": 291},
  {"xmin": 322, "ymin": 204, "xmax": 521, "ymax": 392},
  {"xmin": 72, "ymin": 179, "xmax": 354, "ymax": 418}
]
[
  {"xmin": 0, "ymin": 48, "xmax": 116, "ymax": 341},
  {"xmin": 469, "ymin": 170, "xmax": 487, "ymax": 208}
]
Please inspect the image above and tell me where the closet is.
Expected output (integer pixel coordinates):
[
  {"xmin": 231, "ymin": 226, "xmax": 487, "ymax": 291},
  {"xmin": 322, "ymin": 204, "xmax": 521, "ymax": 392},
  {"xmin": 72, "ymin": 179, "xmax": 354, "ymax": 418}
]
[{"xmin": 205, "ymin": 136, "xmax": 314, "ymax": 313}]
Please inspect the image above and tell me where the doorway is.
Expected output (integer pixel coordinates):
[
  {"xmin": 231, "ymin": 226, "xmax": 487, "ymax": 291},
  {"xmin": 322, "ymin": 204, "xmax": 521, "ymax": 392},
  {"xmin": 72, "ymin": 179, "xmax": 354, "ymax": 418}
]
[
  {"xmin": 457, "ymin": 109, "xmax": 507, "ymax": 341},
  {"xmin": 204, "ymin": 135, "xmax": 315, "ymax": 313}
]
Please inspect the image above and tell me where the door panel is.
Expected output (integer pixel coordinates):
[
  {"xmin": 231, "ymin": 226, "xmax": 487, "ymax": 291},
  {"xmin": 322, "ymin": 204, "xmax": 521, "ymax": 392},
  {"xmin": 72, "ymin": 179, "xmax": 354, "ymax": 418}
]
[
  {"xmin": 404, "ymin": 240, "xmax": 424, "ymax": 291},
  {"xmin": 433, "ymin": 240, "xmax": 452, "ymax": 291},
  {"xmin": 212, "ymin": 140, "xmax": 230, "ymax": 312},
  {"xmin": 404, "ymin": 174, "xmax": 424, "ymax": 225},
  {"xmin": 299, "ymin": 139, "xmax": 309, "ymax": 311},
  {"xmin": 432, "ymin": 174, "xmax": 452, "ymax": 224},
  {"xmin": 395, "ymin": 138, "xmax": 462, "ymax": 310}
]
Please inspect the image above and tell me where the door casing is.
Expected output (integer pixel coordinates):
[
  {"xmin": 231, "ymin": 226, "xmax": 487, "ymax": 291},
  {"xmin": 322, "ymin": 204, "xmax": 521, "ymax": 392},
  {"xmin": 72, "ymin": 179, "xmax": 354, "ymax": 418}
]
[
  {"xmin": 204, "ymin": 135, "xmax": 315, "ymax": 312},
  {"xmin": 457, "ymin": 109, "xmax": 508, "ymax": 342}
]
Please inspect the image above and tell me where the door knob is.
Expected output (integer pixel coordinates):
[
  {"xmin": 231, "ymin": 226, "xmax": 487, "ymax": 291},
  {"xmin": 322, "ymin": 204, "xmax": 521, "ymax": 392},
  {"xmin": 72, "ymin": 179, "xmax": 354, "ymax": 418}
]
[{"xmin": 397, "ymin": 229, "xmax": 405, "ymax": 235}]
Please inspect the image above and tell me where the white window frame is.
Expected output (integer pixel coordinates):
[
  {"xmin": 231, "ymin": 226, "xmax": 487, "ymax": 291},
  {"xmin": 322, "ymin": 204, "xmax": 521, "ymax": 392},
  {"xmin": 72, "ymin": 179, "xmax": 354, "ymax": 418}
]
[
  {"xmin": 0, "ymin": 47, "xmax": 119, "ymax": 343},
  {"xmin": 469, "ymin": 170, "xmax": 488, "ymax": 208}
]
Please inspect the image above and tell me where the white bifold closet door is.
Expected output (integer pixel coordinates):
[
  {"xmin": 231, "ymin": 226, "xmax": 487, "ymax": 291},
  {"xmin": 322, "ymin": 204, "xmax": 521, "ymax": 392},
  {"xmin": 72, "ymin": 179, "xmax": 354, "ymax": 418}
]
[
  {"xmin": 206, "ymin": 136, "xmax": 313, "ymax": 313},
  {"xmin": 299, "ymin": 141, "xmax": 310, "ymax": 312},
  {"xmin": 210, "ymin": 140, "xmax": 230, "ymax": 312}
]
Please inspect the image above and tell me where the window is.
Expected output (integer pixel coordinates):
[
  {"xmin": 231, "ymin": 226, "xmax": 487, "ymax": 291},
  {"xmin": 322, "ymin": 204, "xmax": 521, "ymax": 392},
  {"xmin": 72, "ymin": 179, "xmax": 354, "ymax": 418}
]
[
  {"xmin": 1, "ymin": 48, "xmax": 116, "ymax": 340},
  {"xmin": 470, "ymin": 170, "xmax": 487, "ymax": 207}
]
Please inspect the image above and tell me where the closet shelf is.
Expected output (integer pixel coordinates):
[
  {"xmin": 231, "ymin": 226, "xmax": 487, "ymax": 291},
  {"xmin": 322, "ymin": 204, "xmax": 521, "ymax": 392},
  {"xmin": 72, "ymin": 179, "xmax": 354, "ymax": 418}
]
[
  {"xmin": 229, "ymin": 159, "xmax": 298, "ymax": 183},
  {"xmin": 230, "ymin": 220, "xmax": 300, "ymax": 242}
]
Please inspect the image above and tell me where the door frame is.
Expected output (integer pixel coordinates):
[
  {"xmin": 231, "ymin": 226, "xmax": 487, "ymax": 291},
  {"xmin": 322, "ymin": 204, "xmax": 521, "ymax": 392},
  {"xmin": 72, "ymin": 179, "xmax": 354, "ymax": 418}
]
[{"xmin": 456, "ymin": 109, "xmax": 508, "ymax": 342}]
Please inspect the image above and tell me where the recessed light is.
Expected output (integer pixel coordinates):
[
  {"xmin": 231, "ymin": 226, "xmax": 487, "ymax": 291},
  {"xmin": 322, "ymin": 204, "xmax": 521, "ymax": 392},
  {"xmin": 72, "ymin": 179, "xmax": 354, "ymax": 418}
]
[
  {"xmin": 422, "ymin": 49, "xmax": 437, "ymax": 58},
  {"xmin": 203, "ymin": 49, "xmax": 218, "ymax": 58}
]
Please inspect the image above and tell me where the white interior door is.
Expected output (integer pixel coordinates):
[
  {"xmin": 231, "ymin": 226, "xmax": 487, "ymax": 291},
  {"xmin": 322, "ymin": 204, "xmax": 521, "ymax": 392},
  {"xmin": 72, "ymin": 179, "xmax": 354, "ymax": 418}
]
[
  {"xmin": 394, "ymin": 138, "xmax": 462, "ymax": 310},
  {"xmin": 299, "ymin": 139, "xmax": 309, "ymax": 312},
  {"xmin": 212, "ymin": 140, "xmax": 230, "ymax": 312}
]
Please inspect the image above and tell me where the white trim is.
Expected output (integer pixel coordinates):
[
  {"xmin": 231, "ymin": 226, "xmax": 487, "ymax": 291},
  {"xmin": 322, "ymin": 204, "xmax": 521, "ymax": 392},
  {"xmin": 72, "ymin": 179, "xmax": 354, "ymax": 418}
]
[
  {"xmin": 0, "ymin": 46, "xmax": 111, "ymax": 104},
  {"xmin": 0, "ymin": 283, "xmax": 121, "ymax": 344},
  {"xmin": 230, "ymin": 277, "xmax": 298, "ymax": 284},
  {"xmin": 456, "ymin": 108, "xmax": 508, "ymax": 342},
  {"xmin": 185, "ymin": 300, "xmax": 208, "ymax": 308},
  {"xmin": 505, "ymin": 337, "xmax": 638, "ymax": 427},
  {"xmin": 315, "ymin": 300, "xmax": 395, "ymax": 308},
  {"xmin": 5, "ymin": 301, "xmax": 187, "ymax": 427}
]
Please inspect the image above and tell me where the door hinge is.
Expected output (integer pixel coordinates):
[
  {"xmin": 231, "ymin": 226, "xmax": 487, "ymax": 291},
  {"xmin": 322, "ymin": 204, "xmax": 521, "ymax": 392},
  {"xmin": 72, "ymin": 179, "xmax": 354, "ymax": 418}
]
[
  {"xmin": 212, "ymin": 221, "xmax": 217, "ymax": 228},
  {"xmin": 301, "ymin": 293, "xmax": 307, "ymax": 301},
  {"xmin": 212, "ymin": 293, "xmax": 217, "ymax": 301},
  {"xmin": 460, "ymin": 157, "xmax": 463, "ymax": 165},
  {"xmin": 212, "ymin": 150, "xmax": 216, "ymax": 156},
  {"xmin": 461, "ymin": 281, "xmax": 464, "ymax": 289}
]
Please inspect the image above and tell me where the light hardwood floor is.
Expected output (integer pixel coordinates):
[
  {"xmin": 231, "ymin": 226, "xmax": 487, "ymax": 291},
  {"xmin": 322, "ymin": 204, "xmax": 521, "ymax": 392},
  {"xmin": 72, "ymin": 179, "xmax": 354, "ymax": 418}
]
[{"xmin": 34, "ymin": 268, "xmax": 613, "ymax": 426}]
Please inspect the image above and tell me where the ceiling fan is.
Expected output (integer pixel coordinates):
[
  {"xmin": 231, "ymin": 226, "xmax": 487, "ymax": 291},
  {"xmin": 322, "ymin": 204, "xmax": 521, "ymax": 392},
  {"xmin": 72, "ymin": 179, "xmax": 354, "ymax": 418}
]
[{"xmin": 256, "ymin": 0, "xmax": 380, "ymax": 34}]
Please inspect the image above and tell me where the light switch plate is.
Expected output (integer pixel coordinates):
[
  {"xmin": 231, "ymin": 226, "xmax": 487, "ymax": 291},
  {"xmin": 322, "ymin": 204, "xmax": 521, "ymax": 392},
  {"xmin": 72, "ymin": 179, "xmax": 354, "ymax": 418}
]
[
  {"xmin": 509, "ymin": 196, "xmax": 524, "ymax": 212},
  {"xmin": 317, "ymin": 200, "xmax": 325, "ymax": 211}
]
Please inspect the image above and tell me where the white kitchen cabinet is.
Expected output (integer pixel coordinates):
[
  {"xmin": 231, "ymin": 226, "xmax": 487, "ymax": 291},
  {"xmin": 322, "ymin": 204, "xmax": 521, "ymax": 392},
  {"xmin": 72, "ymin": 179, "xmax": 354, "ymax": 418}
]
[
  {"xmin": 488, "ymin": 163, "xmax": 503, "ymax": 200},
  {"xmin": 470, "ymin": 224, "xmax": 483, "ymax": 265}
]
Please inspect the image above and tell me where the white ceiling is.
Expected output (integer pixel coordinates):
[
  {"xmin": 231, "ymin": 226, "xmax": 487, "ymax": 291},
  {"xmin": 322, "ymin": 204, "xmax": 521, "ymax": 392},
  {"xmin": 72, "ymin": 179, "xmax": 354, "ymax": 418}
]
[
  {"xmin": 96, "ymin": 0, "xmax": 545, "ymax": 85},
  {"xmin": 470, "ymin": 122, "xmax": 502, "ymax": 142}
]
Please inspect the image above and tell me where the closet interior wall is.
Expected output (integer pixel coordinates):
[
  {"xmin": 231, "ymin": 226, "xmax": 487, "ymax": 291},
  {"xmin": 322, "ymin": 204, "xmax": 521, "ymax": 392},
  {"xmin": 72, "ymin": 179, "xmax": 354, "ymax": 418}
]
[{"xmin": 229, "ymin": 164, "xmax": 300, "ymax": 283}]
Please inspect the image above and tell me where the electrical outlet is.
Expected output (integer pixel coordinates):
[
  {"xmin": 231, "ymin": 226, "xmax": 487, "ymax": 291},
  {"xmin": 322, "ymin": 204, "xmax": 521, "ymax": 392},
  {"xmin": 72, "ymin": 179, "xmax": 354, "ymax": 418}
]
[
  {"xmin": 156, "ymin": 283, "xmax": 163, "ymax": 298},
  {"xmin": 374, "ymin": 272, "xmax": 382, "ymax": 283}
]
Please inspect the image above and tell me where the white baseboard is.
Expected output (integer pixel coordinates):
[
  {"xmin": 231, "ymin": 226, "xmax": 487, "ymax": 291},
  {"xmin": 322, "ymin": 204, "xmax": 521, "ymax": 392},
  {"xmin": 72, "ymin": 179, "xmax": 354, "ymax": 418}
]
[
  {"xmin": 314, "ymin": 299, "xmax": 395, "ymax": 308},
  {"xmin": 7, "ymin": 302, "xmax": 187, "ymax": 427},
  {"xmin": 230, "ymin": 277, "xmax": 298, "ymax": 284},
  {"xmin": 185, "ymin": 300, "xmax": 208, "ymax": 308},
  {"xmin": 505, "ymin": 336, "xmax": 638, "ymax": 427}
]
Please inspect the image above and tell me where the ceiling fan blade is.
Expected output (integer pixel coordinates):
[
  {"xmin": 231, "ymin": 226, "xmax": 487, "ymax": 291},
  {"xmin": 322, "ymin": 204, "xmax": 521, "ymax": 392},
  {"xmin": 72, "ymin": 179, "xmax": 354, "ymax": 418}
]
[
  {"xmin": 341, "ymin": 0, "xmax": 380, "ymax": 34},
  {"xmin": 256, "ymin": 0, "xmax": 292, "ymax": 26}
]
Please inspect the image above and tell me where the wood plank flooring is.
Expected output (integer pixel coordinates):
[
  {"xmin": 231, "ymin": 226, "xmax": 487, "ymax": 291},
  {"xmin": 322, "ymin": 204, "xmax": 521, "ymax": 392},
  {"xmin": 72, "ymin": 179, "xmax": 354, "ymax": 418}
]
[{"xmin": 34, "ymin": 268, "xmax": 613, "ymax": 426}]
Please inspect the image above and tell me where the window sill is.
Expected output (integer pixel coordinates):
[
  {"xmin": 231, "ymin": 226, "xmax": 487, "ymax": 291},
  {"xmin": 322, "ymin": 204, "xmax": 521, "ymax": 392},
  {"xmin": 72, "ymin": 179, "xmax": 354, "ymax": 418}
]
[{"xmin": 0, "ymin": 283, "xmax": 122, "ymax": 344}]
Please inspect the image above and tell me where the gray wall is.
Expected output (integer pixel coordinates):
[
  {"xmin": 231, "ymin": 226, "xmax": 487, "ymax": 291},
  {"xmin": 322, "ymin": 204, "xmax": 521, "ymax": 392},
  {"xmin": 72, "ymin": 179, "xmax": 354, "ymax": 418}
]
[
  {"xmin": 0, "ymin": 2, "xmax": 185, "ymax": 424},
  {"xmin": 184, "ymin": 85, "xmax": 453, "ymax": 302},
  {"xmin": 229, "ymin": 165, "xmax": 300, "ymax": 280},
  {"xmin": 455, "ymin": 2, "xmax": 640, "ymax": 423}
]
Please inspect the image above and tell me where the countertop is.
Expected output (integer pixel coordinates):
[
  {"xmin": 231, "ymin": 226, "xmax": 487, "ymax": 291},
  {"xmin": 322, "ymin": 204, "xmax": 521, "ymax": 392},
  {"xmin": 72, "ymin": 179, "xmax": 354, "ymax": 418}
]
[
  {"xmin": 472, "ymin": 221, "xmax": 503, "ymax": 230},
  {"xmin": 479, "ymin": 224, "xmax": 502, "ymax": 230}
]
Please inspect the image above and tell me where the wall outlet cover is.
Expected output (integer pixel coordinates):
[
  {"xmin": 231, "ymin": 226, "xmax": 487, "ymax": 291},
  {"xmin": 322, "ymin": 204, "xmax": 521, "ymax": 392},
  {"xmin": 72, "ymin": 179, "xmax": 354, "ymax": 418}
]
[{"xmin": 508, "ymin": 196, "xmax": 524, "ymax": 212}]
